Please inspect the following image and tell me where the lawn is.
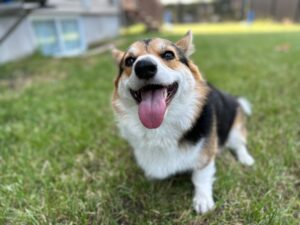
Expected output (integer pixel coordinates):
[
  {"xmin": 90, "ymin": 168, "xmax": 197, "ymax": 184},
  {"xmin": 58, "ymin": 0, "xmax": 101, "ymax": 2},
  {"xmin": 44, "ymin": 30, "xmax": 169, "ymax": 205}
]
[
  {"xmin": 122, "ymin": 21, "xmax": 300, "ymax": 35},
  {"xmin": 0, "ymin": 32, "xmax": 299, "ymax": 224}
]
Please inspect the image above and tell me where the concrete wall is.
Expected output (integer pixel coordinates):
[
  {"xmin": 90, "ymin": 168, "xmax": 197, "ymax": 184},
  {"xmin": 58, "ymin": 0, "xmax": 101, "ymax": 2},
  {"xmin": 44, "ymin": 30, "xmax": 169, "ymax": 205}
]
[
  {"xmin": 0, "ymin": 16, "xmax": 36, "ymax": 64},
  {"xmin": 82, "ymin": 15, "xmax": 120, "ymax": 46}
]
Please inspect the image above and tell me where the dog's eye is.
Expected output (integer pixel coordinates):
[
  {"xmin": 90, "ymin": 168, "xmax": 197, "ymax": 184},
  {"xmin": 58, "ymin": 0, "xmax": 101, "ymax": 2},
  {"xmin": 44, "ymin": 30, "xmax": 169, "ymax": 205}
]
[
  {"xmin": 125, "ymin": 56, "xmax": 136, "ymax": 67},
  {"xmin": 161, "ymin": 51, "xmax": 175, "ymax": 60}
]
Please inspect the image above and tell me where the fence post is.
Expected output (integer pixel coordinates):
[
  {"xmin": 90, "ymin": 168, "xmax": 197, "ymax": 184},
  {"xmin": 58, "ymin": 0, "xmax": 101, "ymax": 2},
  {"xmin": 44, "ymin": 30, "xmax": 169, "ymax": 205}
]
[
  {"xmin": 295, "ymin": 0, "xmax": 300, "ymax": 21},
  {"xmin": 270, "ymin": 0, "xmax": 277, "ymax": 20}
]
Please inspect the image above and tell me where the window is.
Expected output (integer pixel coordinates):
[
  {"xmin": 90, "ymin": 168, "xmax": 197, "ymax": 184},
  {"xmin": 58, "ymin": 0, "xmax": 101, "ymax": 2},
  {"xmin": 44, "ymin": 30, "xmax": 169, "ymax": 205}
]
[
  {"xmin": 60, "ymin": 19, "xmax": 82, "ymax": 52},
  {"xmin": 32, "ymin": 20, "xmax": 60, "ymax": 55},
  {"xmin": 32, "ymin": 18, "xmax": 85, "ymax": 56}
]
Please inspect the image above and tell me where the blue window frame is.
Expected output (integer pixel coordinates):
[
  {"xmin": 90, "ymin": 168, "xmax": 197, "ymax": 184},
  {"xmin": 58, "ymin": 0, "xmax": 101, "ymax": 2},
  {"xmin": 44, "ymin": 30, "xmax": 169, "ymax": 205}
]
[
  {"xmin": 32, "ymin": 17, "xmax": 85, "ymax": 56},
  {"xmin": 61, "ymin": 19, "xmax": 82, "ymax": 52},
  {"xmin": 32, "ymin": 20, "xmax": 60, "ymax": 55}
]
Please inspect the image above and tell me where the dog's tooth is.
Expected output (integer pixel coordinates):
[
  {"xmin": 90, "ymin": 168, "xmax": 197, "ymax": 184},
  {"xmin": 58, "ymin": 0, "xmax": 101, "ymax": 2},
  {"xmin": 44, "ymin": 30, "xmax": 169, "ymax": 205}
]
[{"xmin": 164, "ymin": 89, "xmax": 168, "ymax": 98}]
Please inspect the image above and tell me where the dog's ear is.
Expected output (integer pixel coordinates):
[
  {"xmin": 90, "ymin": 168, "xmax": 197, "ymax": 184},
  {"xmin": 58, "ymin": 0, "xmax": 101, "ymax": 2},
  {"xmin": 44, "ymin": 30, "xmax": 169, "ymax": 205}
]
[
  {"xmin": 112, "ymin": 48, "xmax": 125, "ymax": 64},
  {"xmin": 175, "ymin": 30, "xmax": 195, "ymax": 57}
]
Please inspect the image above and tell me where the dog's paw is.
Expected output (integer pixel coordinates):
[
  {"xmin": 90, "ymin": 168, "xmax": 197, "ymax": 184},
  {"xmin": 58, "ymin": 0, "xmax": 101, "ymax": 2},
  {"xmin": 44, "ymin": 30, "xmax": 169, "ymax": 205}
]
[
  {"xmin": 238, "ymin": 153, "xmax": 255, "ymax": 166},
  {"xmin": 193, "ymin": 193, "xmax": 215, "ymax": 214}
]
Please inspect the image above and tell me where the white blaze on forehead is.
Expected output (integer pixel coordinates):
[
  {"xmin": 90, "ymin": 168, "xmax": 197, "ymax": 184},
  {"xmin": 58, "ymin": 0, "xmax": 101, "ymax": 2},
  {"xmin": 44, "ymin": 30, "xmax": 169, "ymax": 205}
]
[
  {"xmin": 128, "ymin": 46, "xmax": 138, "ymax": 55},
  {"xmin": 127, "ymin": 39, "xmax": 171, "ymax": 57},
  {"xmin": 157, "ymin": 41, "xmax": 167, "ymax": 51}
]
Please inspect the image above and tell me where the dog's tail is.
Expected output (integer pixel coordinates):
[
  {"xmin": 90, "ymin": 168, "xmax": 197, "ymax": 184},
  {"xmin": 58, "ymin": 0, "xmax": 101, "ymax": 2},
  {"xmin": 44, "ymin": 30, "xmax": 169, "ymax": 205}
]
[{"xmin": 238, "ymin": 97, "xmax": 252, "ymax": 116}]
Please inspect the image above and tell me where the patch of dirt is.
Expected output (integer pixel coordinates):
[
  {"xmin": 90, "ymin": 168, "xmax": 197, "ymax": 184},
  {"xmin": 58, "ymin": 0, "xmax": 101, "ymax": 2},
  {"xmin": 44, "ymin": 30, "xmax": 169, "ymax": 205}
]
[{"xmin": 0, "ymin": 70, "xmax": 66, "ymax": 94}]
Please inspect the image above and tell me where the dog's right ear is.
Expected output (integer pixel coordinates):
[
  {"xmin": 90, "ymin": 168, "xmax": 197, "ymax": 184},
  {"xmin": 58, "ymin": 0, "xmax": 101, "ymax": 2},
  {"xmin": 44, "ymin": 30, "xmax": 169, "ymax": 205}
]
[
  {"xmin": 175, "ymin": 30, "xmax": 195, "ymax": 57},
  {"xmin": 112, "ymin": 48, "xmax": 125, "ymax": 64}
]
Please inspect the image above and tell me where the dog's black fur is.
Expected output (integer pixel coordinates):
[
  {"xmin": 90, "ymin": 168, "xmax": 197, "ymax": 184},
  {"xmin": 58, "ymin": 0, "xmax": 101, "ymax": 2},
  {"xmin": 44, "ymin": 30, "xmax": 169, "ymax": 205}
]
[{"xmin": 181, "ymin": 84, "xmax": 238, "ymax": 146}]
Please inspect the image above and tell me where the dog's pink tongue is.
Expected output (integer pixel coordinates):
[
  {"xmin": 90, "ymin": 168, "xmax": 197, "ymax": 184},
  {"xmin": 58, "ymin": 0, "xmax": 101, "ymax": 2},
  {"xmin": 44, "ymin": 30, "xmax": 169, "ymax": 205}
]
[{"xmin": 138, "ymin": 88, "xmax": 167, "ymax": 129}]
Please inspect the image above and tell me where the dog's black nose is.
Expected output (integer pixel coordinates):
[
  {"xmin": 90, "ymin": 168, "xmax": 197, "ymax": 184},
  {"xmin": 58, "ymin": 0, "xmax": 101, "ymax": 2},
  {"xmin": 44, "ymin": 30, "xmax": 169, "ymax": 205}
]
[{"xmin": 134, "ymin": 59, "xmax": 157, "ymax": 79}]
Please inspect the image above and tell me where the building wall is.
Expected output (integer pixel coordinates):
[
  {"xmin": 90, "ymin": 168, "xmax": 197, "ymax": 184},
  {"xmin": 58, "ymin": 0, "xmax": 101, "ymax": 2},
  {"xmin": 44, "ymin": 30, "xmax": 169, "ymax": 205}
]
[
  {"xmin": 82, "ymin": 15, "xmax": 120, "ymax": 45},
  {"xmin": 46, "ymin": 0, "xmax": 119, "ymax": 14},
  {"xmin": 0, "ymin": 13, "xmax": 120, "ymax": 64},
  {"xmin": 0, "ymin": 16, "xmax": 36, "ymax": 64}
]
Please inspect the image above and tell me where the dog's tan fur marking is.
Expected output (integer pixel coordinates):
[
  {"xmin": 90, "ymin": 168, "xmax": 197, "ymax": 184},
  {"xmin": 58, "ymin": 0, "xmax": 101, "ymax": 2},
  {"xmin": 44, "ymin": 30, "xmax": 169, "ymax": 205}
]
[
  {"xmin": 192, "ymin": 76, "xmax": 209, "ymax": 125},
  {"xmin": 112, "ymin": 89, "xmax": 121, "ymax": 113},
  {"xmin": 232, "ymin": 107, "xmax": 248, "ymax": 141},
  {"xmin": 188, "ymin": 60, "xmax": 205, "ymax": 81},
  {"xmin": 197, "ymin": 116, "xmax": 218, "ymax": 170}
]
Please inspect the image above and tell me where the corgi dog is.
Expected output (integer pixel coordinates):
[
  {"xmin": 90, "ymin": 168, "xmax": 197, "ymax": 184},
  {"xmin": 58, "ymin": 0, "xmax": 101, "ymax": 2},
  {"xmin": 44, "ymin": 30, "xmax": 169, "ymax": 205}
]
[{"xmin": 111, "ymin": 31, "xmax": 255, "ymax": 214}]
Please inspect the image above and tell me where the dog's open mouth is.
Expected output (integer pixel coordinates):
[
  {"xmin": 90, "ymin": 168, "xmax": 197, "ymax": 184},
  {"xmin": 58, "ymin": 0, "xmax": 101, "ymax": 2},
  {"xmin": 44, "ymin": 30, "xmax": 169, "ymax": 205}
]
[{"xmin": 130, "ymin": 82, "xmax": 178, "ymax": 129}]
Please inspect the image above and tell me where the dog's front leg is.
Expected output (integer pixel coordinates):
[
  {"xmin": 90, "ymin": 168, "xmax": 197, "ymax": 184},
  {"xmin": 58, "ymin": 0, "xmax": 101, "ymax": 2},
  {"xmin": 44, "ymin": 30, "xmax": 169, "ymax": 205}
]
[{"xmin": 192, "ymin": 160, "xmax": 216, "ymax": 214}]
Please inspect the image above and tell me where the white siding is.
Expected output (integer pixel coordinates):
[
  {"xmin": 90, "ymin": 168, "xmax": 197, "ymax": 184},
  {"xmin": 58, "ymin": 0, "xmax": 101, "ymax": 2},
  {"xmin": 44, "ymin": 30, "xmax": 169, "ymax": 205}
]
[
  {"xmin": 0, "ymin": 17, "xmax": 36, "ymax": 64},
  {"xmin": 82, "ymin": 15, "xmax": 119, "ymax": 45}
]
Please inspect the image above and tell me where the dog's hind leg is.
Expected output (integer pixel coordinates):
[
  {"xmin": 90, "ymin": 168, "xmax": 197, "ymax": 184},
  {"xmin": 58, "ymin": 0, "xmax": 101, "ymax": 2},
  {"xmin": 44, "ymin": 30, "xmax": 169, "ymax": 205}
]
[{"xmin": 226, "ymin": 107, "xmax": 255, "ymax": 166}]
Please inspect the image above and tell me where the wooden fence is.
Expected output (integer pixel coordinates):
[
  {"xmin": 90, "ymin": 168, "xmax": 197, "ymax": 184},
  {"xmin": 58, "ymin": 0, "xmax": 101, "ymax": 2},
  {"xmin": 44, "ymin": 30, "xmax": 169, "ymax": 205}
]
[{"xmin": 251, "ymin": 0, "xmax": 300, "ymax": 21}]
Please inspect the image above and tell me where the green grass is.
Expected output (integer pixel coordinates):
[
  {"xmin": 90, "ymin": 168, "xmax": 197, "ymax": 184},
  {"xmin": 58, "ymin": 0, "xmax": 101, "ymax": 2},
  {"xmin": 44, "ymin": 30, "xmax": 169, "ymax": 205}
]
[
  {"xmin": 0, "ymin": 32, "xmax": 300, "ymax": 224},
  {"xmin": 162, "ymin": 21, "xmax": 300, "ymax": 34},
  {"xmin": 122, "ymin": 21, "xmax": 300, "ymax": 35}
]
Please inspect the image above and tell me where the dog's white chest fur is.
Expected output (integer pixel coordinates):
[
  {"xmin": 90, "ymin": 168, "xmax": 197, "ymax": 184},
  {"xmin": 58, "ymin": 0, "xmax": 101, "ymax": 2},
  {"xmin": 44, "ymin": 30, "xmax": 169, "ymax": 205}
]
[
  {"xmin": 133, "ymin": 139, "xmax": 204, "ymax": 179},
  {"xmin": 117, "ymin": 103, "xmax": 204, "ymax": 179}
]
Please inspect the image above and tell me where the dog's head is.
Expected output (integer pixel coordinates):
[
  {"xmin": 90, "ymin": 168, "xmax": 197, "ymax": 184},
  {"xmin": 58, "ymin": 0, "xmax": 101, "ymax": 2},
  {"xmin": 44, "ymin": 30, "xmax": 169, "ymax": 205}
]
[{"xmin": 112, "ymin": 31, "xmax": 206, "ymax": 129}]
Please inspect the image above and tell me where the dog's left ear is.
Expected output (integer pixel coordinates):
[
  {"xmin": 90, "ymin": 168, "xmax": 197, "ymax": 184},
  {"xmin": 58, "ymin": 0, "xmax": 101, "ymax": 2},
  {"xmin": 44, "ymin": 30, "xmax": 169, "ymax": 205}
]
[
  {"xmin": 112, "ymin": 48, "xmax": 125, "ymax": 64},
  {"xmin": 175, "ymin": 30, "xmax": 195, "ymax": 57}
]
